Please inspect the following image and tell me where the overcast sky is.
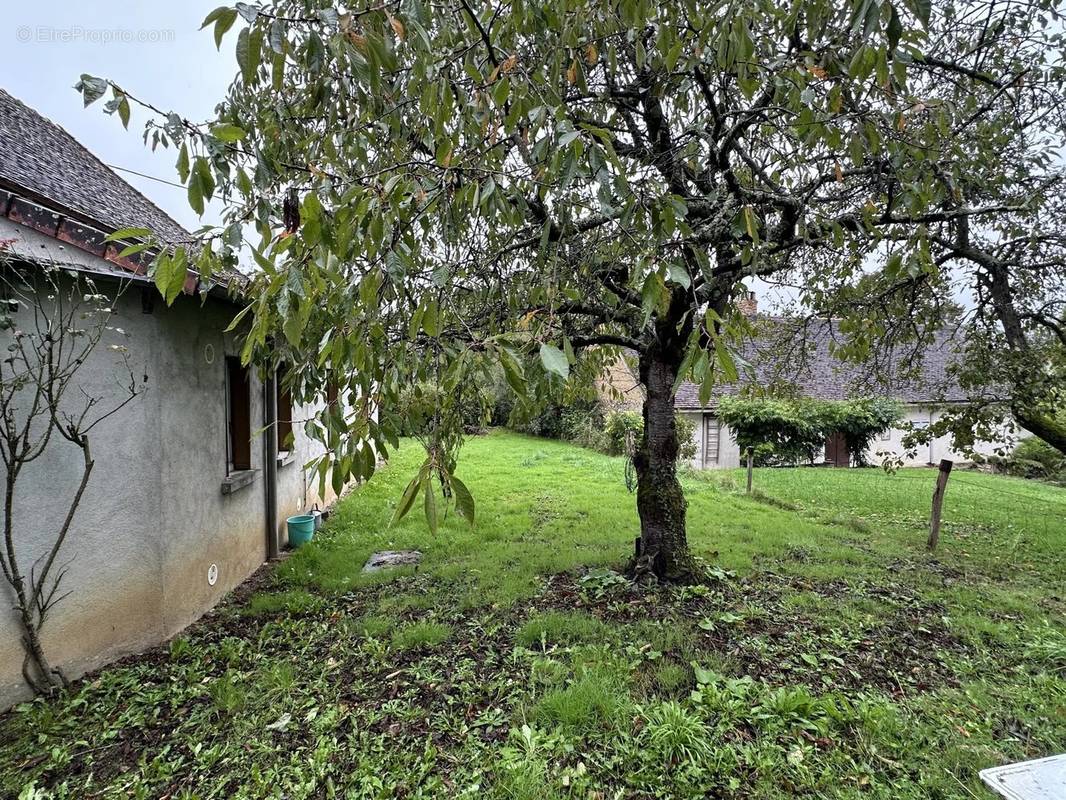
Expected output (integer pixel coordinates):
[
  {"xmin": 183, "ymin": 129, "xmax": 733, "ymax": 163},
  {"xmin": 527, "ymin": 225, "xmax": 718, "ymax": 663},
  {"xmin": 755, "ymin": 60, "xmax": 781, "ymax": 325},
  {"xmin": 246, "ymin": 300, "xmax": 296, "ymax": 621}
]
[{"xmin": 5, "ymin": 1, "xmax": 233, "ymax": 232}]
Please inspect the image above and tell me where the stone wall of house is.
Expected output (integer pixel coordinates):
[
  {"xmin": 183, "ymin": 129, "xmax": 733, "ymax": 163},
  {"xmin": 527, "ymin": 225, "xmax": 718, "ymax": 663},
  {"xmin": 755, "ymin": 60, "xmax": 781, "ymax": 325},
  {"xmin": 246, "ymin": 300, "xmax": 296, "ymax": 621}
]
[{"xmin": 596, "ymin": 353, "xmax": 644, "ymax": 412}]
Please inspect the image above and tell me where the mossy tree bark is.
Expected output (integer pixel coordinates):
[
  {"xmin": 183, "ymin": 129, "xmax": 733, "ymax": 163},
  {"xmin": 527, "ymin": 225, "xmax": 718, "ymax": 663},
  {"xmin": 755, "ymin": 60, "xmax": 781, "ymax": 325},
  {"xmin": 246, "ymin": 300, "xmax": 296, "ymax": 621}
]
[
  {"xmin": 629, "ymin": 341, "xmax": 699, "ymax": 583},
  {"xmin": 1012, "ymin": 406, "xmax": 1066, "ymax": 457}
]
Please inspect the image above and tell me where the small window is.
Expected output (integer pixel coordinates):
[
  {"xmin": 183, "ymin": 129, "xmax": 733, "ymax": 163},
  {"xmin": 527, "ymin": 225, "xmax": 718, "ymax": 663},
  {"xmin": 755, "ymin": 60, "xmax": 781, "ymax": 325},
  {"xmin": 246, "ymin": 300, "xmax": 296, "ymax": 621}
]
[
  {"xmin": 225, "ymin": 356, "xmax": 252, "ymax": 472},
  {"xmin": 880, "ymin": 428, "xmax": 892, "ymax": 441},
  {"xmin": 276, "ymin": 366, "xmax": 294, "ymax": 453}
]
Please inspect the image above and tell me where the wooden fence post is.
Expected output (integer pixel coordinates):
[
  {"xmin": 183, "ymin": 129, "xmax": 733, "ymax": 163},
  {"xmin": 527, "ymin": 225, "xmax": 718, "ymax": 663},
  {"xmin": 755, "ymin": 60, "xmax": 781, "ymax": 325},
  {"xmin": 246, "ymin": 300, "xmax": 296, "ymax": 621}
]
[
  {"xmin": 927, "ymin": 459, "xmax": 953, "ymax": 551},
  {"xmin": 746, "ymin": 447, "xmax": 754, "ymax": 494}
]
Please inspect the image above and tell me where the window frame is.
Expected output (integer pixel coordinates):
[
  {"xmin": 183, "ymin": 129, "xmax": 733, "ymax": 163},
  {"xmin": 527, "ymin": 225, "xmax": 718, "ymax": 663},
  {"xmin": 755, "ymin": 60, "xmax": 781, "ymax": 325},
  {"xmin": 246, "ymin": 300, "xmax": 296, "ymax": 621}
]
[
  {"xmin": 276, "ymin": 365, "xmax": 294, "ymax": 455},
  {"xmin": 225, "ymin": 356, "xmax": 252, "ymax": 473}
]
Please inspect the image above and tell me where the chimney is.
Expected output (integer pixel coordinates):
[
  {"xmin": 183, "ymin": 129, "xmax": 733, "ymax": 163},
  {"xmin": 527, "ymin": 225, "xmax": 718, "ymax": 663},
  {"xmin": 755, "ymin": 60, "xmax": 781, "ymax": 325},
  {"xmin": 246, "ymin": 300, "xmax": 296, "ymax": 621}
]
[{"xmin": 737, "ymin": 290, "xmax": 758, "ymax": 317}]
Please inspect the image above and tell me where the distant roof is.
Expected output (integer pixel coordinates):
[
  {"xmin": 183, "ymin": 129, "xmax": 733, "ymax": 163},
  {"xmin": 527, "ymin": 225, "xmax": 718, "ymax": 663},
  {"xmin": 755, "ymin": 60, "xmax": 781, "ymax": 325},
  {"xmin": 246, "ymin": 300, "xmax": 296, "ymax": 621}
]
[
  {"xmin": 0, "ymin": 87, "xmax": 188, "ymax": 243},
  {"xmin": 674, "ymin": 319, "xmax": 971, "ymax": 409}
]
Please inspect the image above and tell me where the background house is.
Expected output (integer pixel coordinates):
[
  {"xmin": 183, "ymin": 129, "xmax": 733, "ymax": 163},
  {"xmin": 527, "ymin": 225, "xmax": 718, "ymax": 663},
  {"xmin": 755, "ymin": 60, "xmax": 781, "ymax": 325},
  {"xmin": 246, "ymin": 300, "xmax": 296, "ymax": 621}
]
[
  {"xmin": 601, "ymin": 296, "xmax": 1017, "ymax": 470},
  {"xmin": 0, "ymin": 88, "xmax": 343, "ymax": 707}
]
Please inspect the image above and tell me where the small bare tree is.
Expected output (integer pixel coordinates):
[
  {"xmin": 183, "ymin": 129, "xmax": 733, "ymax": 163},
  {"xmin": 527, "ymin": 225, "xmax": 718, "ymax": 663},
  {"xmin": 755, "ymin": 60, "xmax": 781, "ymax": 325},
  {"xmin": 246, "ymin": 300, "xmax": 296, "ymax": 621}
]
[{"xmin": 0, "ymin": 247, "xmax": 145, "ymax": 694}]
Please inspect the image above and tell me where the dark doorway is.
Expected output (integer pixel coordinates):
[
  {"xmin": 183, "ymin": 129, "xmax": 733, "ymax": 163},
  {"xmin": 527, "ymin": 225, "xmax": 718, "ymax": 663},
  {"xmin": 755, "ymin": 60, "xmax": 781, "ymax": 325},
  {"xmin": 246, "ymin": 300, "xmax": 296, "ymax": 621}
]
[{"xmin": 824, "ymin": 431, "xmax": 850, "ymax": 467}]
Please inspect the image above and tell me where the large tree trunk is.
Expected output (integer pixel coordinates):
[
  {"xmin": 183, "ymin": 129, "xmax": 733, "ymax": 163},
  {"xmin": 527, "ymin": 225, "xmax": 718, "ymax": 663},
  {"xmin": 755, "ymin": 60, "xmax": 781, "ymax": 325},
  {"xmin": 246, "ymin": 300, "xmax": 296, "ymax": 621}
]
[
  {"xmin": 981, "ymin": 257, "xmax": 1066, "ymax": 457},
  {"xmin": 1012, "ymin": 405, "xmax": 1066, "ymax": 457},
  {"xmin": 629, "ymin": 346, "xmax": 699, "ymax": 583}
]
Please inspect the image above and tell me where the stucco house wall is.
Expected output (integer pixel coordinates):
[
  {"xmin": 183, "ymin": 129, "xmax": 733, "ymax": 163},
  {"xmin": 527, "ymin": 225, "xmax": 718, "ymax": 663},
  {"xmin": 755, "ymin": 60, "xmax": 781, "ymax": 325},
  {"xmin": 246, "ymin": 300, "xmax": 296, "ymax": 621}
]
[
  {"xmin": 0, "ymin": 224, "xmax": 340, "ymax": 707},
  {"xmin": 863, "ymin": 405, "xmax": 1012, "ymax": 466},
  {"xmin": 0, "ymin": 89, "xmax": 358, "ymax": 709},
  {"xmin": 681, "ymin": 404, "xmax": 1015, "ymax": 471},
  {"xmin": 679, "ymin": 410, "xmax": 743, "ymax": 469}
]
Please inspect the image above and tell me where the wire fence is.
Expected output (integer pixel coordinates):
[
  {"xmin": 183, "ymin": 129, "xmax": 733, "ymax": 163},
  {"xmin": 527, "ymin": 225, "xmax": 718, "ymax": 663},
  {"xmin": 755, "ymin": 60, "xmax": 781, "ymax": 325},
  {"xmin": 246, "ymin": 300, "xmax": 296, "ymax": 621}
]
[{"xmin": 737, "ymin": 464, "xmax": 1066, "ymax": 557}]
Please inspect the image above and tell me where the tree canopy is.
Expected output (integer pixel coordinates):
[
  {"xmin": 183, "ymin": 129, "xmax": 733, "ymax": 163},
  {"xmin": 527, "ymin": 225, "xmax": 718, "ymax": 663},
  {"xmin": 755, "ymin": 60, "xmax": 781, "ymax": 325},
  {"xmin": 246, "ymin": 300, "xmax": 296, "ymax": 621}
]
[{"xmin": 80, "ymin": 0, "xmax": 1066, "ymax": 579}]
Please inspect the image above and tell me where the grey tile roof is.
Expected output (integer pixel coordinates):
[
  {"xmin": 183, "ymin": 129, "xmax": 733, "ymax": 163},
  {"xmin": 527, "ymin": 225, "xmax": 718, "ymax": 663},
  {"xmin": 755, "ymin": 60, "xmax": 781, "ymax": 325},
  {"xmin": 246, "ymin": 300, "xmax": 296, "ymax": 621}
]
[
  {"xmin": 674, "ymin": 318, "xmax": 968, "ymax": 409},
  {"xmin": 0, "ymin": 87, "xmax": 188, "ymax": 243}
]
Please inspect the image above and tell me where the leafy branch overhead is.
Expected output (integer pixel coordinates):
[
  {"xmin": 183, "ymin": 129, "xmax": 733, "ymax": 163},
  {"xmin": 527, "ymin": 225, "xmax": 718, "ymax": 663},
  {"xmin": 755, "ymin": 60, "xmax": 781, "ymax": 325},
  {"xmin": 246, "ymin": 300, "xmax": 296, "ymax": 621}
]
[{"xmin": 78, "ymin": 0, "xmax": 1065, "ymax": 568}]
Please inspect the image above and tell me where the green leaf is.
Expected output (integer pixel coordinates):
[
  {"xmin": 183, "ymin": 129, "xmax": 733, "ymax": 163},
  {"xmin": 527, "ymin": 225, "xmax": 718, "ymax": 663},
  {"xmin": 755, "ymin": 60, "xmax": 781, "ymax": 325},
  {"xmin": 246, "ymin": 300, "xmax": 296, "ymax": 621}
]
[
  {"xmin": 200, "ymin": 6, "xmax": 229, "ymax": 29},
  {"xmin": 105, "ymin": 227, "xmax": 151, "ymax": 242},
  {"xmin": 74, "ymin": 75, "xmax": 108, "ymax": 107},
  {"xmin": 449, "ymin": 475, "xmax": 475, "ymax": 525},
  {"xmin": 887, "ymin": 5, "xmax": 903, "ymax": 50},
  {"xmin": 539, "ymin": 343, "xmax": 570, "ymax": 379},
  {"xmin": 210, "ymin": 123, "xmax": 247, "ymax": 142},
  {"xmin": 499, "ymin": 348, "xmax": 526, "ymax": 396},
  {"xmin": 187, "ymin": 180, "xmax": 204, "ymax": 216},
  {"xmin": 117, "ymin": 95, "xmax": 131, "ymax": 129},
  {"xmin": 236, "ymin": 27, "xmax": 260, "ymax": 84},
  {"xmin": 176, "ymin": 144, "xmax": 190, "ymax": 183},
  {"xmin": 154, "ymin": 248, "xmax": 189, "ymax": 305},
  {"xmin": 283, "ymin": 309, "xmax": 304, "ymax": 347},
  {"xmin": 269, "ymin": 18, "xmax": 286, "ymax": 54},
  {"xmin": 492, "ymin": 76, "xmax": 510, "ymax": 106},
  {"xmin": 236, "ymin": 2, "xmax": 259, "ymax": 23},
  {"xmin": 118, "ymin": 243, "xmax": 151, "ymax": 258},
  {"xmin": 666, "ymin": 263, "xmax": 691, "ymax": 289},
  {"xmin": 391, "ymin": 470, "xmax": 423, "ymax": 524},
  {"xmin": 271, "ymin": 51, "xmax": 286, "ymax": 90},
  {"xmin": 422, "ymin": 299, "xmax": 440, "ymax": 336},
  {"xmin": 558, "ymin": 129, "xmax": 582, "ymax": 146},
  {"xmin": 213, "ymin": 7, "xmax": 238, "ymax": 49},
  {"xmin": 742, "ymin": 205, "xmax": 758, "ymax": 241},
  {"xmin": 194, "ymin": 157, "xmax": 216, "ymax": 201},
  {"xmin": 223, "ymin": 303, "xmax": 253, "ymax": 333},
  {"xmin": 713, "ymin": 336, "xmax": 739, "ymax": 383},
  {"xmin": 423, "ymin": 477, "xmax": 438, "ymax": 535},
  {"xmin": 640, "ymin": 272, "xmax": 668, "ymax": 323},
  {"xmin": 901, "ymin": 0, "xmax": 931, "ymax": 27},
  {"xmin": 250, "ymin": 247, "xmax": 275, "ymax": 275}
]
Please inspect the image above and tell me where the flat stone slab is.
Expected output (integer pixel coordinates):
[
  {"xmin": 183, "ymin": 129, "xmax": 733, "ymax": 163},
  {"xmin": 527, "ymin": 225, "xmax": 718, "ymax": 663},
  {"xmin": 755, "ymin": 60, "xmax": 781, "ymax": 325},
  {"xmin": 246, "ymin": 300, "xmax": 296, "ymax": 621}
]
[
  {"xmin": 362, "ymin": 550, "xmax": 422, "ymax": 573},
  {"xmin": 980, "ymin": 754, "xmax": 1066, "ymax": 799}
]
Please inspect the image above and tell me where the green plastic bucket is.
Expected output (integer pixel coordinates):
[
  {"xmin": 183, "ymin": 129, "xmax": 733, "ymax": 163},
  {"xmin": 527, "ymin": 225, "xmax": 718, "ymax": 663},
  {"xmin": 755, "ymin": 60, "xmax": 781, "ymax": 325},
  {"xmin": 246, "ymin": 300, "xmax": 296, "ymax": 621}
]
[{"xmin": 286, "ymin": 514, "xmax": 315, "ymax": 548}]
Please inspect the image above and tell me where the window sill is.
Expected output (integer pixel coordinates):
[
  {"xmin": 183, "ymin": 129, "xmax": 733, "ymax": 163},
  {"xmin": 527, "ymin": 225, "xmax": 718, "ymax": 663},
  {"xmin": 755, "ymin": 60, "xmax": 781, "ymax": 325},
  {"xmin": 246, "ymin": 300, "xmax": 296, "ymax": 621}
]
[
  {"xmin": 277, "ymin": 451, "xmax": 297, "ymax": 468},
  {"xmin": 221, "ymin": 469, "xmax": 258, "ymax": 495}
]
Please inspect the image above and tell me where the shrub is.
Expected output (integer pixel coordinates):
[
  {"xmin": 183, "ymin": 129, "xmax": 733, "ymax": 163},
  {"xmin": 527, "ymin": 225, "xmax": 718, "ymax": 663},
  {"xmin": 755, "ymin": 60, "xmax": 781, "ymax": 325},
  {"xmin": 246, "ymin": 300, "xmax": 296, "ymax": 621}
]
[
  {"xmin": 718, "ymin": 396, "xmax": 829, "ymax": 465},
  {"xmin": 675, "ymin": 414, "xmax": 698, "ymax": 461},
  {"xmin": 560, "ymin": 406, "xmax": 608, "ymax": 451},
  {"xmin": 509, "ymin": 396, "xmax": 602, "ymax": 441},
  {"xmin": 718, "ymin": 395, "xmax": 900, "ymax": 466},
  {"xmin": 603, "ymin": 411, "xmax": 697, "ymax": 461},
  {"xmin": 833, "ymin": 397, "xmax": 902, "ymax": 466},
  {"xmin": 604, "ymin": 411, "xmax": 643, "ymax": 455},
  {"xmin": 980, "ymin": 437, "xmax": 1066, "ymax": 482},
  {"xmin": 1014, "ymin": 437, "xmax": 1064, "ymax": 475}
]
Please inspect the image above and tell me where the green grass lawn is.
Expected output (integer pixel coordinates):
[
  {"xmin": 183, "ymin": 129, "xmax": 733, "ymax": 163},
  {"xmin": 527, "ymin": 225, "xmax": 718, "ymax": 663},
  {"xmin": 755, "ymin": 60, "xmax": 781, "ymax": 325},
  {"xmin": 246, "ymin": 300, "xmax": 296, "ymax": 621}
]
[{"xmin": 2, "ymin": 430, "xmax": 1064, "ymax": 799}]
